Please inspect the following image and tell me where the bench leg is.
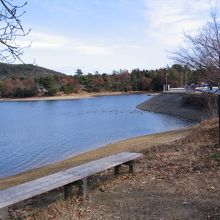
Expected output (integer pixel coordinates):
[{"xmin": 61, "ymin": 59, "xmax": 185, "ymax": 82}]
[
  {"xmin": 78, "ymin": 178, "xmax": 88, "ymax": 200},
  {"xmin": 64, "ymin": 178, "xmax": 88, "ymax": 200},
  {"xmin": 114, "ymin": 165, "xmax": 121, "ymax": 175},
  {"xmin": 128, "ymin": 160, "xmax": 136, "ymax": 174},
  {"xmin": 0, "ymin": 207, "xmax": 9, "ymax": 220},
  {"xmin": 64, "ymin": 182, "xmax": 74, "ymax": 199},
  {"xmin": 124, "ymin": 160, "xmax": 136, "ymax": 174}
]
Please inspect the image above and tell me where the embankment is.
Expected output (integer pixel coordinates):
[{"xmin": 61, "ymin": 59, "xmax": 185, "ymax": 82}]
[{"xmin": 137, "ymin": 92, "xmax": 218, "ymax": 122}]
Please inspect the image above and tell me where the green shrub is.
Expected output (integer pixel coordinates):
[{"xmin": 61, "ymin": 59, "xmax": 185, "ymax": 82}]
[
  {"xmin": 210, "ymin": 152, "xmax": 220, "ymax": 161},
  {"xmin": 64, "ymin": 83, "xmax": 74, "ymax": 94}
]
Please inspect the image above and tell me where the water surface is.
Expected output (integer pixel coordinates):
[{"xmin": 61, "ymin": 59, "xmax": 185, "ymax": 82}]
[{"xmin": 0, "ymin": 94, "xmax": 190, "ymax": 177}]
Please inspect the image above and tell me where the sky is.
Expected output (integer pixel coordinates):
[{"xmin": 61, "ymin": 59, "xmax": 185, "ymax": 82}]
[{"xmin": 17, "ymin": 0, "xmax": 219, "ymax": 74}]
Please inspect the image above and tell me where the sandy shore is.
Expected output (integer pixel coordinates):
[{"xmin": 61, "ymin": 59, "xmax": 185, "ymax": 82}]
[
  {"xmin": 0, "ymin": 126, "xmax": 194, "ymax": 190},
  {"xmin": 0, "ymin": 91, "xmax": 150, "ymax": 102}
]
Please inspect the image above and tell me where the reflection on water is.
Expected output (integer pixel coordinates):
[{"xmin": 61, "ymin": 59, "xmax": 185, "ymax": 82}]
[{"xmin": 0, "ymin": 94, "xmax": 191, "ymax": 177}]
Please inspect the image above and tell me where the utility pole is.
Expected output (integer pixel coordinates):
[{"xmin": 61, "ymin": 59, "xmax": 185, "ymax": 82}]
[
  {"xmin": 181, "ymin": 72, "xmax": 183, "ymax": 87},
  {"xmin": 219, "ymin": 95, "xmax": 220, "ymax": 145},
  {"xmin": 166, "ymin": 72, "xmax": 168, "ymax": 91},
  {"xmin": 185, "ymin": 71, "xmax": 188, "ymax": 91}
]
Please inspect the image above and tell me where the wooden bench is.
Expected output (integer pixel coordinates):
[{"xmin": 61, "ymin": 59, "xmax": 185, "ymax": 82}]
[{"xmin": 0, "ymin": 152, "xmax": 143, "ymax": 219}]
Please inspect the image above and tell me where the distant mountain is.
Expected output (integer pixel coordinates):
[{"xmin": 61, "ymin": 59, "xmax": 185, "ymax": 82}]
[{"xmin": 0, "ymin": 63, "xmax": 66, "ymax": 79}]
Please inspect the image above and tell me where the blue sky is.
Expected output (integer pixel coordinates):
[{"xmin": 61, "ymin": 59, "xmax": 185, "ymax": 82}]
[{"xmin": 18, "ymin": 0, "xmax": 218, "ymax": 74}]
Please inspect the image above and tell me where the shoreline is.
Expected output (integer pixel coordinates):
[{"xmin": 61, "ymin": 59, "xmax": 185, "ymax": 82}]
[
  {"xmin": 0, "ymin": 125, "xmax": 195, "ymax": 190},
  {"xmin": 0, "ymin": 91, "xmax": 153, "ymax": 102}
]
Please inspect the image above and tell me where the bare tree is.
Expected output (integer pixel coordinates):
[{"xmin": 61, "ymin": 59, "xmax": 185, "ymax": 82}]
[
  {"xmin": 0, "ymin": 0, "xmax": 30, "ymax": 63},
  {"xmin": 172, "ymin": 9, "xmax": 220, "ymax": 87}
]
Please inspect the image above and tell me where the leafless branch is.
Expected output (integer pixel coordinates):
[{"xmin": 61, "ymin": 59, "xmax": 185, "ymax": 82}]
[
  {"xmin": 0, "ymin": 0, "xmax": 30, "ymax": 63},
  {"xmin": 171, "ymin": 6, "xmax": 220, "ymax": 87}
]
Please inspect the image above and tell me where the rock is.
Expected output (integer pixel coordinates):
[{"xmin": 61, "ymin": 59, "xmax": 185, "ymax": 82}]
[{"xmin": 99, "ymin": 186, "xmax": 105, "ymax": 192}]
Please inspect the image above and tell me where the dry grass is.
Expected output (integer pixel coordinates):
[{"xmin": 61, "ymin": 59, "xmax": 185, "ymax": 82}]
[{"xmin": 179, "ymin": 117, "xmax": 219, "ymax": 146}]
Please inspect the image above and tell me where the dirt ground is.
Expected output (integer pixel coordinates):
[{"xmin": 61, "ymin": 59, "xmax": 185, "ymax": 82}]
[
  {"xmin": 80, "ymin": 143, "xmax": 220, "ymax": 220},
  {"xmin": 6, "ymin": 118, "xmax": 220, "ymax": 220}
]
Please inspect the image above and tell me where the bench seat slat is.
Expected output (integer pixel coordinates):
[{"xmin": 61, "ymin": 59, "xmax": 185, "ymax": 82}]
[{"xmin": 0, "ymin": 152, "xmax": 143, "ymax": 208}]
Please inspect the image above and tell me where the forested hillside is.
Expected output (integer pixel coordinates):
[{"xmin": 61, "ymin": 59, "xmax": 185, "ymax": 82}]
[
  {"xmin": 0, "ymin": 63, "xmax": 65, "ymax": 79},
  {"xmin": 0, "ymin": 63, "xmax": 207, "ymax": 98}
]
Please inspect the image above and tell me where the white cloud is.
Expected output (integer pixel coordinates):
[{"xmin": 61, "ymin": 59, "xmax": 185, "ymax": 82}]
[
  {"xmin": 25, "ymin": 32, "xmax": 140, "ymax": 57},
  {"xmin": 30, "ymin": 33, "xmax": 66, "ymax": 48},
  {"xmin": 144, "ymin": 0, "xmax": 212, "ymax": 47},
  {"xmin": 27, "ymin": 32, "xmax": 112, "ymax": 55}
]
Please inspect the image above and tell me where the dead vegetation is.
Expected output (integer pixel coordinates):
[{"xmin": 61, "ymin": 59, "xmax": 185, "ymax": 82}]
[{"xmin": 7, "ymin": 117, "xmax": 220, "ymax": 220}]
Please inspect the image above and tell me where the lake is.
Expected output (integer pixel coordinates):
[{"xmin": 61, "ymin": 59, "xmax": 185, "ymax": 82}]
[{"xmin": 0, "ymin": 94, "xmax": 191, "ymax": 177}]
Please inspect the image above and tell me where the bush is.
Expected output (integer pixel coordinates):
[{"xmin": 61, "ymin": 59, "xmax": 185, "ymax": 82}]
[
  {"xmin": 13, "ymin": 88, "xmax": 37, "ymax": 97},
  {"xmin": 64, "ymin": 83, "xmax": 74, "ymax": 94},
  {"xmin": 210, "ymin": 152, "xmax": 220, "ymax": 161},
  {"xmin": 47, "ymin": 87, "xmax": 58, "ymax": 96}
]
